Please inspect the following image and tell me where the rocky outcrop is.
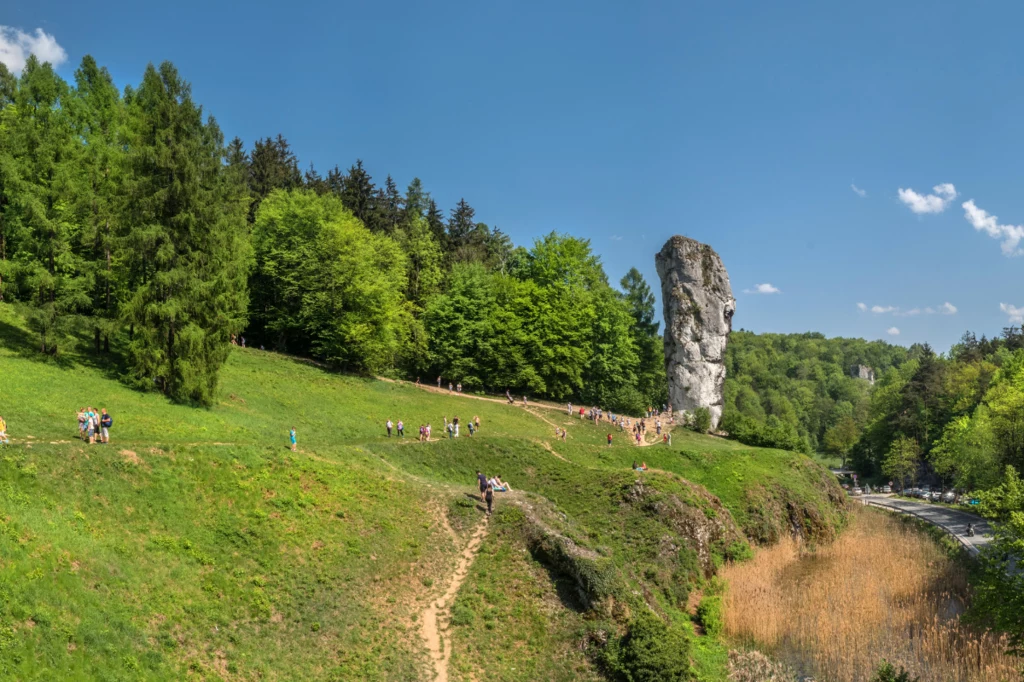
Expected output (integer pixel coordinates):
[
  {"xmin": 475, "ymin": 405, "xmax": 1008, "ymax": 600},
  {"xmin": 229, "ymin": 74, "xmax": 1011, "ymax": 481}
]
[{"xmin": 655, "ymin": 236, "xmax": 735, "ymax": 429}]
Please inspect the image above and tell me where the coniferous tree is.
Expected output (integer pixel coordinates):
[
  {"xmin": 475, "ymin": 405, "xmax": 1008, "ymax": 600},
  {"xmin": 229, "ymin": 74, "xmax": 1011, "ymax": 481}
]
[
  {"xmin": 70, "ymin": 55, "xmax": 125, "ymax": 352},
  {"xmin": 247, "ymin": 134, "xmax": 301, "ymax": 223},
  {"xmin": 121, "ymin": 62, "xmax": 251, "ymax": 405},
  {"xmin": 403, "ymin": 178, "xmax": 427, "ymax": 224},
  {"xmin": 620, "ymin": 267, "xmax": 667, "ymax": 406},
  {"xmin": 339, "ymin": 159, "xmax": 376, "ymax": 228},
  {"xmin": 373, "ymin": 174, "xmax": 402, "ymax": 235},
  {"xmin": 426, "ymin": 198, "xmax": 446, "ymax": 246},
  {"xmin": 447, "ymin": 198, "xmax": 476, "ymax": 253},
  {"xmin": 9, "ymin": 57, "xmax": 89, "ymax": 353},
  {"xmin": 0, "ymin": 63, "xmax": 18, "ymax": 299}
]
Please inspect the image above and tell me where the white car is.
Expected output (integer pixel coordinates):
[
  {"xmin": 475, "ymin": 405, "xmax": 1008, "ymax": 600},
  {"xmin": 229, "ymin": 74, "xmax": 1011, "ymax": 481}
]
[
  {"xmin": 851, "ymin": 487, "xmax": 863, "ymax": 496},
  {"xmin": 881, "ymin": 485, "xmax": 892, "ymax": 494}
]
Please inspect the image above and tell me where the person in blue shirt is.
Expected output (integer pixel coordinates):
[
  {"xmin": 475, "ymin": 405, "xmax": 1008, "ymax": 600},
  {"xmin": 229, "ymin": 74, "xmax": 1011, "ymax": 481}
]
[{"xmin": 289, "ymin": 427, "xmax": 297, "ymax": 452}]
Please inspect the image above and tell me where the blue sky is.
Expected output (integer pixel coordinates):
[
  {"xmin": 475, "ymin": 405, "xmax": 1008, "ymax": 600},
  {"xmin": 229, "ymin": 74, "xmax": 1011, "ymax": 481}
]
[{"xmin": 5, "ymin": 1, "xmax": 1023, "ymax": 351}]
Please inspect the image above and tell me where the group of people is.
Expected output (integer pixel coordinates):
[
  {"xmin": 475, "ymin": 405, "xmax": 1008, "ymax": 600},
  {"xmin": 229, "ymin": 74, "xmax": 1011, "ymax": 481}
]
[
  {"xmin": 476, "ymin": 471, "xmax": 511, "ymax": 515},
  {"xmin": 436, "ymin": 377, "xmax": 465, "ymax": 394},
  {"xmin": 383, "ymin": 415, "xmax": 481, "ymax": 441},
  {"xmin": 77, "ymin": 407, "xmax": 113, "ymax": 445}
]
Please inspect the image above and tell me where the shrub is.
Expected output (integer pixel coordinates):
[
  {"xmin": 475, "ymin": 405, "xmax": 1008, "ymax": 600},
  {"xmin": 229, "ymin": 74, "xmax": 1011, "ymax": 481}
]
[
  {"xmin": 690, "ymin": 408, "xmax": 712, "ymax": 435},
  {"xmin": 870, "ymin": 661, "xmax": 918, "ymax": 682},
  {"xmin": 601, "ymin": 611, "xmax": 693, "ymax": 682},
  {"xmin": 696, "ymin": 595, "xmax": 724, "ymax": 638}
]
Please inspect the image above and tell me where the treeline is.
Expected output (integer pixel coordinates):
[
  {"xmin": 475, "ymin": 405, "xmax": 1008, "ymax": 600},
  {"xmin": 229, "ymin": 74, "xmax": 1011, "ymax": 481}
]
[
  {"xmin": 722, "ymin": 331, "xmax": 908, "ymax": 455},
  {"xmin": 0, "ymin": 56, "xmax": 666, "ymax": 411},
  {"xmin": 852, "ymin": 328, "xmax": 1024, "ymax": 492}
]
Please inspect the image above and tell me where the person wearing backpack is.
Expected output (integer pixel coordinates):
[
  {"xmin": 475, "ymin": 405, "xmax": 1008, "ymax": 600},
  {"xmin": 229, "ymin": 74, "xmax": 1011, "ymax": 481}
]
[{"xmin": 100, "ymin": 409, "xmax": 113, "ymax": 444}]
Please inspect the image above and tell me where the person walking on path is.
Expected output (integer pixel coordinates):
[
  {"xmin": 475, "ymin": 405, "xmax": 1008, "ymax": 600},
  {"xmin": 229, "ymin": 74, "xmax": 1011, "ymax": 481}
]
[
  {"xmin": 449, "ymin": 382, "xmax": 454, "ymax": 394},
  {"xmin": 457, "ymin": 382, "xmax": 462, "ymax": 393},
  {"xmin": 478, "ymin": 471, "xmax": 487, "ymax": 495},
  {"xmin": 567, "ymin": 402, "xmax": 573, "ymax": 416},
  {"xmin": 290, "ymin": 427, "xmax": 297, "ymax": 452},
  {"xmin": 426, "ymin": 423, "xmax": 432, "ymax": 440},
  {"xmin": 397, "ymin": 420, "xmax": 404, "ymax": 437},
  {"xmin": 506, "ymin": 389, "xmax": 514, "ymax": 404},
  {"xmin": 386, "ymin": 419, "xmax": 393, "ymax": 437},
  {"xmin": 656, "ymin": 420, "xmax": 662, "ymax": 436},
  {"xmin": 484, "ymin": 482, "xmax": 494, "ymax": 516},
  {"xmin": 437, "ymin": 376, "xmax": 442, "ymax": 388},
  {"xmin": 100, "ymin": 409, "xmax": 112, "ymax": 444}
]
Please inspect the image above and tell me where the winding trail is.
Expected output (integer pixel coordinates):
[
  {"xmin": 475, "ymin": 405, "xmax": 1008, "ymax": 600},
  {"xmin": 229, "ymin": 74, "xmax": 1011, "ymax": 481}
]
[{"xmin": 421, "ymin": 519, "xmax": 489, "ymax": 682}]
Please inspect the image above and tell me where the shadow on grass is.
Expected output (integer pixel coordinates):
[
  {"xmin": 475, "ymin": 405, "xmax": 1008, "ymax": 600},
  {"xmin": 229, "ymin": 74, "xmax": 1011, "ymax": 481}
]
[{"xmin": 0, "ymin": 316, "xmax": 126, "ymax": 383}]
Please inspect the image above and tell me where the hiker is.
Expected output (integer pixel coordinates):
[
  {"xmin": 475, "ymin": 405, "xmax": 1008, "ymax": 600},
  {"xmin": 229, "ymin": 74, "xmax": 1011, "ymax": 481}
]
[
  {"xmin": 474, "ymin": 415, "xmax": 480, "ymax": 431},
  {"xmin": 453, "ymin": 416, "xmax": 460, "ymax": 437},
  {"xmin": 579, "ymin": 407, "xmax": 585, "ymax": 420},
  {"xmin": 397, "ymin": 420, "xmax": 404, "ymax": 437},
  {"xmin": 607, "ymin": 433, "xmax": 613, "ymax": 446},
  {"xmin": 437, "ymin": 376, "xmax": 442, "ymax": 388},
  {"xmin": 467, "ymin": 421, "xmax": 475, "ymax": 436},
  {"xmin": 484, "ymin": 482, "xmax": 494, "ymax": 516},
  {"xmin": 663, "ymin": 433, "xmax": 669, "ymax": 445},
  {"xmin": 386, "ymin": 419, "xmax": 393, "ymax": 437},
  {"xmin": 86, "ymin": 407, "xmax": 97, "ymax": 445},
  {"xmin": 506, "ymin": 389, "xmax": 514, "ymax": 404},
  {"xmin": 426, "ymin": 423, "xmax": 432, "ymax": 440},
  {"xmin": 561, "ymin": 428, "xmax": 567, "ymax": 442},
  {"xmin": 447, "ymin": 422, "xmax": 454, "ymax": 438},
  {"xmin": 457, "ymin": 382, "xmax": 463, "ymax": 393},
  {"xmin": 667, "ymin": 432, "xmax": 672, "ymax": 446},
  {"xmin": 78, "ymin": 408, "xmax": 87, "ymax": 440},
  {"xmin": 419, "ymin": 425, "xmax": 426, "ymax": 441},
  {"xmin": 477, "ymin": 471, "xmax": 488, "ymax": 494},
  {"xmin": 290, "ymin": 427, "xmax": 297, "ymax": 452},
  {"xmin": 635, "ymin": 431, "xmax": 642, "ymax": 446},
  {"xmin": 240, "ymin": 336, "xmax": 246, "ymax": 348},
  {"xmin": 449, "ymin": 382, "xmax": 454, "ymax": 394},
  {"xmin": 100, "ymin": 409, "xmax": 112, "ymax": 444},
  {"xmin": 656, "ymin": 420, "xmax": 662, "ymax": 435},
  {"xmin": 567, "ymin": 402, "xmax": 573, "ymax": 415},
  {"xmin": 522, "ymin": 395, "xmax": 528, "ymax": 406},
  {"xmin": 0, "ymin": 415, "xmax": 8, "ymax": 445}
]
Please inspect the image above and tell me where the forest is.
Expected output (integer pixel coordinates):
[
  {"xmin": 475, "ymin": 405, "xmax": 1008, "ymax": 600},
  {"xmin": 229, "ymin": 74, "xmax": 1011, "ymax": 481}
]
[{"xmin": 0, "ymin": 56, "xmax": 665, "ymax": 413}]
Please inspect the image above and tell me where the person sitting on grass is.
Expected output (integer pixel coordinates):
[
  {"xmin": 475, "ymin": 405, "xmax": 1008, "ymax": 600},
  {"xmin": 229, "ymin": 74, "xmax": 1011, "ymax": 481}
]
[
  {"xmin": 632, "ymin": 460, "xmax": 648, "ymax": 471},
  {"xmin": 488, "ymin": 475, "xmax": 511, "ymax": 492}
]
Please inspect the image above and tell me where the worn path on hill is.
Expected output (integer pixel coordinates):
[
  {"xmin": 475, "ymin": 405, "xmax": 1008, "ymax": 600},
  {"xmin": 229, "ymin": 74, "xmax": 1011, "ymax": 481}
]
[{"xmin": 420, "ymin": 519, "xmax": 489, "ymax": 682}]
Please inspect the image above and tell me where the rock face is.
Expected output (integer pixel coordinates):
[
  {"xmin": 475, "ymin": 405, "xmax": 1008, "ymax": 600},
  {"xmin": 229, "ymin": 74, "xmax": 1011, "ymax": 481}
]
[{"xmin": 655, "ymin": 236, "xmax": 735, "ymax": 429}]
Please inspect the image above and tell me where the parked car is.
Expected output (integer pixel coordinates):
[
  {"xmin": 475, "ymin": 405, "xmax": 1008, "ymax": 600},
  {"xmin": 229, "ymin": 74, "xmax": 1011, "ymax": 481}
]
[
  {"xmin": 942, "ymin": 491, "xmax": 956, "ymax": 503},
  {"xmin": 851, "ymin": 486, "xmax": 863, "ymax": 496},
  {"xmin": 881, "ymin": 485, "xmax": 892, "ymax": 494}
]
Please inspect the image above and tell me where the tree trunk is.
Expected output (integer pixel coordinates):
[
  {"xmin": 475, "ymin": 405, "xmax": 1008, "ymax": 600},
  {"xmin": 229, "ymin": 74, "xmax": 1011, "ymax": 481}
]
[{"xmin": 95, "ymin": 327, "xmax": 101, "ymax": 353}]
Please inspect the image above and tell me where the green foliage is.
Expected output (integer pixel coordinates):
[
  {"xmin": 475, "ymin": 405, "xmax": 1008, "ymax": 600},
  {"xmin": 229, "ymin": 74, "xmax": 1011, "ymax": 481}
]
[
  {"xmin": 882, "ymin": 435, "xmax": 920, "ymax": 487},
  {"xmin": 869, "ymin": 660, "xmax": 919, "ymax": 682},
  {"xmin": 690, "ymin": 407, "xmax": 712, "ymax": 434},
  {"xmin": 601, "ymin": 611, "xmax": 694, "ymax": 682},
  {"xmin": 696, "ymin": 595, "xmax": 724, "ymax": 638}
]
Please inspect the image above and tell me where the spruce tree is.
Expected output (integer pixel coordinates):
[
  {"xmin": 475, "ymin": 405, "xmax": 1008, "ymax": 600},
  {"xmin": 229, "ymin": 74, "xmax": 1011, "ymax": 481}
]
[
  {"xmin": 121, "ymin": 62, "xmax": 251, "ymax": 405},
  {"xmin": 8, "ymin": 57, "xmax": 89, "ymax": 353},
  {"xmin": 339, "ymin": 160, "xmax": 376, "ymax": 228},
  {"xmin": 247, "ymin": 134, "xmax": 301, "ymax": 223},
  {"xmin": 426, "ymin": 198, "xmax": 446, "ymax": 246},
  {"xmin": 70, "ymin": 55, "xmax": 125, "ymax": 352}
]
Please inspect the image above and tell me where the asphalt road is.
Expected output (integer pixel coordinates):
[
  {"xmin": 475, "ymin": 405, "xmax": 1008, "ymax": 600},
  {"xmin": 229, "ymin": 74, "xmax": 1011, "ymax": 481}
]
[{"xmin": 861, "ymin": 494, "xmax": 992, "ymax": 555}]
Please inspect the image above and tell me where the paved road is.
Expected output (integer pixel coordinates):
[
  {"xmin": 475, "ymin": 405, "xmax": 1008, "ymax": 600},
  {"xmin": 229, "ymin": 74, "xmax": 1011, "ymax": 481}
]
[{"xmin": 861, "ymin": 494, "xmax": 993, "ymax": 555}]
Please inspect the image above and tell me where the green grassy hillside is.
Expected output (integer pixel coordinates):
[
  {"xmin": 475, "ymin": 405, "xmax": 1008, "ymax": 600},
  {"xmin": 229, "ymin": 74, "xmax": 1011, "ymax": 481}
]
[{"xmin": 0, "ymin": 302, "xmax": 846, "ymax": 681}]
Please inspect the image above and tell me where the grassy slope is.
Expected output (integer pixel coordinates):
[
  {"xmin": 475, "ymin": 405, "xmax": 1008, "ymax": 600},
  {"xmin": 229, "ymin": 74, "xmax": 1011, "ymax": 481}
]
[{"xmin": 0, "ymin": 303, "xmax": 845, "ymax": 681}]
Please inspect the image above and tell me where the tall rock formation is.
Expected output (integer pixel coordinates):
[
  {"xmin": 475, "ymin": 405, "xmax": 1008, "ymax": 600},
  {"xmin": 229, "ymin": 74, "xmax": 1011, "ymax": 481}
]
[{"xmin": 655, "ymin": 236, "xmax": 735, "ymax": 429}]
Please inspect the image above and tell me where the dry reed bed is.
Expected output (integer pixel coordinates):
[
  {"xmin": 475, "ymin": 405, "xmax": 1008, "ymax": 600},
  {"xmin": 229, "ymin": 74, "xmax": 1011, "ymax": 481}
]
[{"xmin": 721, "ymin": 507, "xmax": 1021, "ymax": 682}]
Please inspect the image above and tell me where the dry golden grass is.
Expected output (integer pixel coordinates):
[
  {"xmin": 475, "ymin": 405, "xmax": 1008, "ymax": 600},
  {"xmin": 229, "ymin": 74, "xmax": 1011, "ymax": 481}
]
[{"xmin": 721, "ymin": 507, "xmax": 1021, "ymax": 682}]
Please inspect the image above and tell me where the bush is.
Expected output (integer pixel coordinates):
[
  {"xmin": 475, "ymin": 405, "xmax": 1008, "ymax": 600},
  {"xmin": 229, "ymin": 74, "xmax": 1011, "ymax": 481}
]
[
  {"xmin": 690, "ymin": 408, "xmax": 712, "ymax": 435},
  {"xmin": 601, "ymin": 611, "xmax": 693, "ymax": 681},
  {"xmin": 869, "ymin": 661, "xmax": 918, "ymax": 682},
  {"xmin": 695, "ymin": 595, "xmax": 724, "ymax": 638}
]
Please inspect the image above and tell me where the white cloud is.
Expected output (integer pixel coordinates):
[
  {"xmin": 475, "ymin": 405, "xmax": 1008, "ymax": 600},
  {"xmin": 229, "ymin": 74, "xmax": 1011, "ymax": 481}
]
[
  {"xmin": 887, "ymin": 327, "xmax": 901, "ymax": 336},
  {"xmin": 858, "ymin": 302, "xmax": 958, "ymax": 317},
  {"xmin": 609, "ymin": 235, "xmax": 623, "ymax": 241},
  {"xmin": 906, "ymin": 308, "xmax": 921, "ymax": 316},
  {"xmin": 857, "ymin": 302, "xmax": 867, "ymax": 312},
  {"xmin": 744, "ymin": 283, "xmax": 780, "ymax": 294},
  {"xmin": 1001, "ymin": 303, "xmax": 1024, "ymax": 325},
  {"xmin": 924, "ymin": 307, "xmax": 935, "ymax": 314},
  {"xmin": 940, "ymin": 302, "xmax": 957, "ymax": 315},
  {"xmin": 851, "ymin": 184, "xmax": 867, "ymax": 198},
  {"xmin": 0, "ymin": 26, "xmax": 66, "ymax": 75},
  {"xmin": 962, "ymin": 200, "xmax": 1024, "ymax": 256},
  {"xmin": 898, "ymin": 183, "xmax": 957, "ymax": 214},
  {"xmin": 871, "ymin": 305, "xmax": 897, "ymax": 314}
]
